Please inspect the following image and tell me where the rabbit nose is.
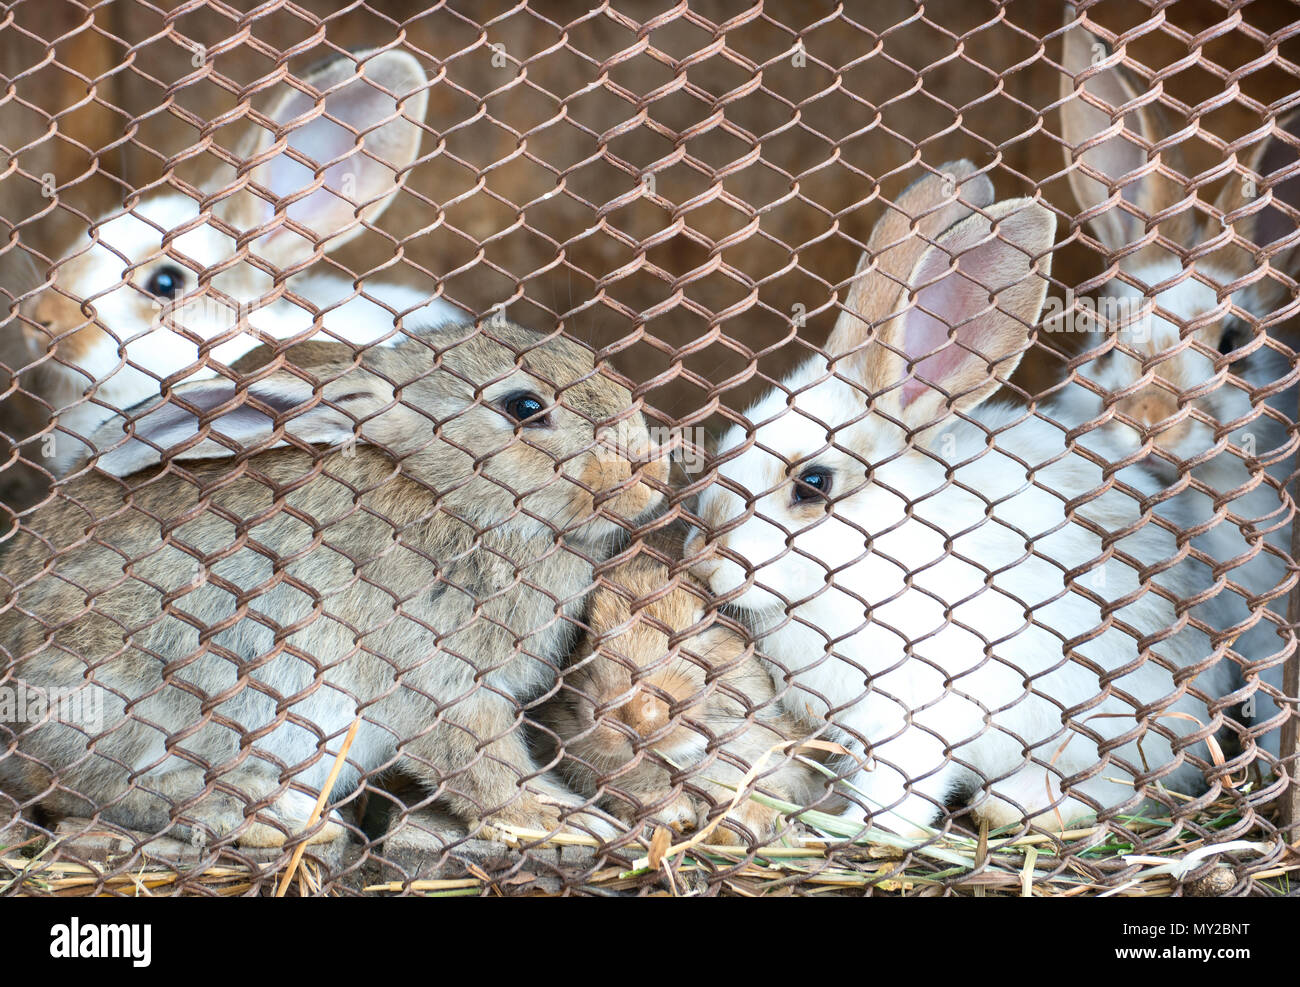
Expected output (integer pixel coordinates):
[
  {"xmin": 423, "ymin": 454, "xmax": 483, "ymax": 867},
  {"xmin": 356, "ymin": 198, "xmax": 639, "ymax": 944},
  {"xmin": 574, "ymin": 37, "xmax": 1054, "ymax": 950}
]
[
  {"xmin": 21, "ymin": 292, "xmax": 82, "ymax": 332},
  {"xmin": 1118, "ymin": 393, "xmax": 1188, "ymax": 450},
  {"xmin": 642, "ymin": 452, "xmax": 671, "ymax": 487},
  {"xmin": 625, "ymin": 448, "xmax": 670, "ymax": 493},
  {"xmin": 18, "ymin": 296, "xmax": 50, "ymax": 328},
  {"xmin": 637, "ymin": 433, "xmax": 673, "ymax": 491},
  {"xmin": 614, "ymin": 685, "xmax": 669, "ymax": 737}
]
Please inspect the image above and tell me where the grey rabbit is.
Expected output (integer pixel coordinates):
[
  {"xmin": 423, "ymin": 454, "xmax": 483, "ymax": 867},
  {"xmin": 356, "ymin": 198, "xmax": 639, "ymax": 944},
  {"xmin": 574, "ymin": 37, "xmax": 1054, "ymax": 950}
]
[{"xmin": 0, "ymin": 321, "xmax": 668, "ymax": 846}]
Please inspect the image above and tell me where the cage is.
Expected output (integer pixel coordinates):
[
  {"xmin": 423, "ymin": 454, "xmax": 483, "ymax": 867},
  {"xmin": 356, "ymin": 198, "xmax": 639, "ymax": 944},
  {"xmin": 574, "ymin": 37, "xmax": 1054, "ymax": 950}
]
[{"xmin": 0, "ymin": 0, "xmax": 1297, "ymax": 897}]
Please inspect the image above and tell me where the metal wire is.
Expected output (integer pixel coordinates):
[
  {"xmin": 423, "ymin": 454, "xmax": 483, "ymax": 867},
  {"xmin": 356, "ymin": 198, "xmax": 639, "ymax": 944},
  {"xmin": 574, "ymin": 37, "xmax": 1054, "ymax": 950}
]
[{"xmin": 0, "ymin": 0, "xmax": 1297, "ymax": 896}]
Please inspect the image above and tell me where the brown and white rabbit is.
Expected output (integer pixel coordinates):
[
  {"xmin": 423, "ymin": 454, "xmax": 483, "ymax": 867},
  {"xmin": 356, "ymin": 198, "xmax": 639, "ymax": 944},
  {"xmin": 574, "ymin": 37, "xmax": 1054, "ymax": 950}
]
[
  {"xmin": 0, "ymin": 321, "xmax": 667, "ymax": 846},
  {"xmin": 686, "ymin": 163, "xmax": 1234, "ymax": 837},
  {"xmin": 8, "ymin": 47, "xmax": 459, "ymax": 479},
  {"xmin": 1055, "ymin": 13, "xmax": 1300, "ymax": 762},
  {"xmin": 546, "ymin": 531, "xmax": 830, "ymax": 845}
]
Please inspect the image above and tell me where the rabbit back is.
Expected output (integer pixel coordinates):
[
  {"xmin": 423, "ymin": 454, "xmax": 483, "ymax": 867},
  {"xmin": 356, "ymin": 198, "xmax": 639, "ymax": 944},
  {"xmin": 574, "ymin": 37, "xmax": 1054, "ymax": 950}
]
[{"xmin": 0, "ymin": 446, "xmax": 594, "ymax": 805}]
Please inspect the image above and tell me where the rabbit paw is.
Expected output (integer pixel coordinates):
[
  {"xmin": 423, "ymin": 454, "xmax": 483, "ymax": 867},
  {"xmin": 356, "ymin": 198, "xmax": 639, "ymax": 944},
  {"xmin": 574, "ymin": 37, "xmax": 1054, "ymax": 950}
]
[
  {"xmin": 479, "ymin": 792, "xmax": 614, "ymax": 841},
  {"xmin": 481, "ymin": 793, "xmax": 562, "ymax": 834},
  {"xmin": 606, "ymin": 791, "xmax": 699, "ymax": 835},
  {"xmin": 651, "ymin": 793, "xmax": 700, "ymax": 835},
  {"xmin": 704, "ymin": 799, "xmax": 783, "ymax": 846},
  {"xmin": 185, "ymin": 790, "xmax": 345, "ymax": 848},
  {"xmin": 240, "ymin": 791, "xmax": 346, "ymax": 848},
  {"xmin": 840, "ymin": 806, "xmax": 936, "ymax": 843}
]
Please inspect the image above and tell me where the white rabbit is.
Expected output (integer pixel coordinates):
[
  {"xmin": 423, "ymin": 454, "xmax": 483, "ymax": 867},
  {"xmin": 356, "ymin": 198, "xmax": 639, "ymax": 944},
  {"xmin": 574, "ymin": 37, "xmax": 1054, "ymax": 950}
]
[
  {"xmin": 1054, "ymin": 15, "xmax": 1300, "ymax": 763},
  {"xmin": 686, "ymin": 163, "xmax": 1235, "ymax": 837},
  {"xmin": 8, "ymin": 47, "xmax": 459, "ymax": 478}
]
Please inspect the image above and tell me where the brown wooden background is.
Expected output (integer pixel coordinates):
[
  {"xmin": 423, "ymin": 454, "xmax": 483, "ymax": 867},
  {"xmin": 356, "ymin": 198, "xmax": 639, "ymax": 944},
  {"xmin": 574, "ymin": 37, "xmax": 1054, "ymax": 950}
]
[{"xmin": 2, "ymin": 0, "xmax": 1299, "ymax": 447}]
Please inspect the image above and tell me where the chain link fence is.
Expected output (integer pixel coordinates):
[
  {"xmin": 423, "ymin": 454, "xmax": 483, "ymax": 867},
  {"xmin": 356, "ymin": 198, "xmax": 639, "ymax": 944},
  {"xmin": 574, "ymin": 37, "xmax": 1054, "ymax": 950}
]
[{"xmin": 0, "ymin": 0, "xmax": 1298, "ymax": 896}]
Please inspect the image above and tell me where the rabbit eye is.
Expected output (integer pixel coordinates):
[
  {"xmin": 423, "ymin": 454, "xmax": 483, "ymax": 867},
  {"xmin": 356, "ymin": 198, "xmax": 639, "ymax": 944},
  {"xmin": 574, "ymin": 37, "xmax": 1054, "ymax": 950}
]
[
  {"xmin": 501, "ymin": 391, "xmax": 552, "ymax": 427},
  {"xmin": 145, "ymin": 265, "xmax": 186, "ymax": 300},
  {"xmin": 1217, "ymin": 324, "xmax": 1243, "ymax": 357},
  {"xmin": 792, "ymin": 466, "xmax": 833, "ymax": 504}
]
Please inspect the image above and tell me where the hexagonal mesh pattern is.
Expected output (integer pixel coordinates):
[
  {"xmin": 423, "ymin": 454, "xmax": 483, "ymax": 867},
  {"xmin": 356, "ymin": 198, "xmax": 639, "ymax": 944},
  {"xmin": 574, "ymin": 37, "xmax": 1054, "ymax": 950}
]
[{"xmin": 0, "ymin": 0, "xmax": 1297, "ymax": 896}]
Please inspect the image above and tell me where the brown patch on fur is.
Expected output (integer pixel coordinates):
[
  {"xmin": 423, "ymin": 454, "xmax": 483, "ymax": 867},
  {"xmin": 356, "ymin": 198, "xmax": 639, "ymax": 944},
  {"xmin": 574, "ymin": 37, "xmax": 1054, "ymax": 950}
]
[
  {"xmin": 21, "ymin": 287, "xmax": 107, "ymax": 363},
  {"xmin": 546, "ymin": 529, "xmax": 829, "ymax": 841},
  {"xmin": 1115, "ymin": 388, "xmax": 1193, "ymax": 453},
  {"xmin": 577, "ymin": 445, "xmax": 668, "ymax": 525}
]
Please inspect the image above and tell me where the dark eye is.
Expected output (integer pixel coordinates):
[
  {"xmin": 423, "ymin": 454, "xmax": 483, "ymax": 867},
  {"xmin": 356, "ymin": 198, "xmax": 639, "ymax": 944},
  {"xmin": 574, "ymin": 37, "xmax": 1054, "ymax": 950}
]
[
  {"xmin": 1217, "ymin": 324, "xmax": 1242, "ymax": 357},
  {"xmin": 145, "ymin": 265, "xmax": 186, "ymax": 300},
  {"xmin": 502, "ymin": 391, "xmax": 551, "ymax": 427},
  {"xmin": 793, "ymin": 466, "xmax": 833, "ymax": 503}
]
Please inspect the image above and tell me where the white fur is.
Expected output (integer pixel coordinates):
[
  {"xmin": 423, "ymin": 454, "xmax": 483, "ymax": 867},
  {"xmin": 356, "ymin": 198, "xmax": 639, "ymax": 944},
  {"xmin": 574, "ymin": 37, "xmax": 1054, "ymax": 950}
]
[
  {"xmin": 687, "ymin": 180, "xmax": 1235, "ymax": 835},
  {"xmin": 1051, "ymin": 260, "xmax": 1295, "ymax": 760},
  {"xmin": 693, "ymin": 361, "xmax": 1233, "ymax": 834},
  {"xmin": 49, "ymin": 194, "xmax": 455, "ymax": 427},
  {"xmin": 1055, "ymin": 17, "xmax": 1299, "ymax": 763},
  {"xmin": 13, "ymin": 50, "xmax": 460, "ymax": 477}
]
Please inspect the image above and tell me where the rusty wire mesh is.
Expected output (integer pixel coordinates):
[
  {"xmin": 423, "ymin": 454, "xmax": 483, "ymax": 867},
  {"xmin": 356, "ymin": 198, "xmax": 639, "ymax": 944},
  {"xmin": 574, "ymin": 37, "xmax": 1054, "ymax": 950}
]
[{"xmin": 0, "ymin": 0, "xmax": 1298, "ymax": 897}]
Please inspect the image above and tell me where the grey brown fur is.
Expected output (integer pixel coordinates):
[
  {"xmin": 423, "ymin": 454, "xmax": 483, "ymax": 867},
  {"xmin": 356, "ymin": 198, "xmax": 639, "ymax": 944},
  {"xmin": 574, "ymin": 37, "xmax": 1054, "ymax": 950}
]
[
  {"xmin": 0, "ymin": 322, "xmax": 666, "ymax": 846},
  {"xmin": 545, "ymin": 531, "xmax": 832, "ymax": 844}
]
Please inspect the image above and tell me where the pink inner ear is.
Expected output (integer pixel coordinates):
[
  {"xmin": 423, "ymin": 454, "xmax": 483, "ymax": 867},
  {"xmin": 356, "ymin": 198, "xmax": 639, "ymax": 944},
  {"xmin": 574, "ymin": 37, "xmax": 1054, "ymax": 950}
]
[
  {"xmin": 897, "ymin": 248, "xmax": 992, "ymax": 409},
  {"xmin": 266, "ymin": 108, "xmax": 364, "ymax": 234},
  {"xmin": 258, "ymin": 78, "xmax": 402, "ymax": 247}
]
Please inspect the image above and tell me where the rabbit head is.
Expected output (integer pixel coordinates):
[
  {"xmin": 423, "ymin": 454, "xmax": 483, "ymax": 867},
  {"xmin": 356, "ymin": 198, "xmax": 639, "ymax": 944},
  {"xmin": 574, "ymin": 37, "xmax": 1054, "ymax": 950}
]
[
  {"xmin": 90, "ymin": 320, "xmax": 670, "ymax": 545},
  {"xmin": 1057, "ymin": 14, "xmax": 1300, "ymax": 484},
  {"xmin": 551, "ymin": 534, "xmax": 828, "ymax": 841},
  {"xmin": 559, "ymin": 543, "xmax": 752, "ymax": 768},
  {"xmin": 14, "ymin": 48, "xmax": 432, "ymax": 472},
  {"xmin": 686, "ymin": 164, "xmax": 1056, "ymax": 615}
]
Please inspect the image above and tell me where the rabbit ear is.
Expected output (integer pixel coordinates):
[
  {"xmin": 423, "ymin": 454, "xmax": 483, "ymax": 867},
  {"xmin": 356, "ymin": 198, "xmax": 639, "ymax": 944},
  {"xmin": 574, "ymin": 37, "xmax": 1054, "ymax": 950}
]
[
  {"xmin": 1215, "ymin": 109, "xmax": 1300, "ymax": 266},
  {"xmin": 219, "ymin": 48, "xmax": 429, "ymax": 266},
  {"xmin": 865, "ymin": 199, "xmax": 1056, "ymax": 433},
  {"xmin": 826, "ymin": 161, "xmax": 994, "ymax": 364},
  {"xmin": 1059, "ymin": 12, "xmax": 1177, "ymax": 252},
  {"xmin": 89, "ymin": 349, "xmax": 415, "ymax": 477}
]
